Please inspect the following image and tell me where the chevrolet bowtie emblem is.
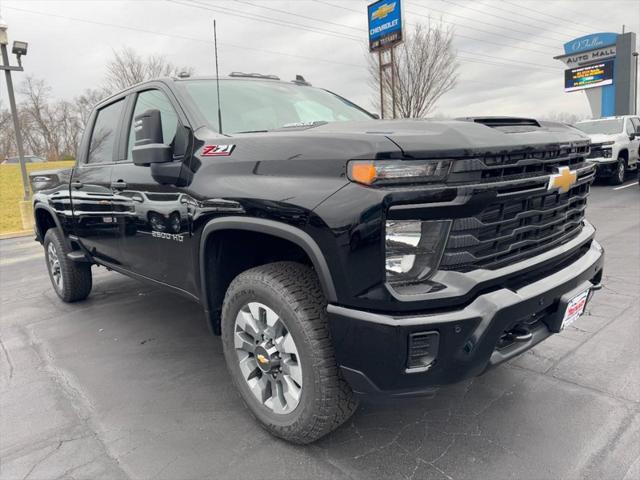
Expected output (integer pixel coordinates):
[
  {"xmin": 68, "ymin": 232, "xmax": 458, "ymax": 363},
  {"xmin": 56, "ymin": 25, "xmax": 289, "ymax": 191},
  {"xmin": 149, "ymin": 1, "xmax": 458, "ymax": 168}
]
[
  {"xmin": 256, "ymin": 354, "xmax": 268, "ymax": 365},
  {"xmin": 548, "ymin": 166, "xmax": 577, "ymax": 194},
  {"xmin": 371, "ymin": 2, "xmax": 396, "ymax": 20}
]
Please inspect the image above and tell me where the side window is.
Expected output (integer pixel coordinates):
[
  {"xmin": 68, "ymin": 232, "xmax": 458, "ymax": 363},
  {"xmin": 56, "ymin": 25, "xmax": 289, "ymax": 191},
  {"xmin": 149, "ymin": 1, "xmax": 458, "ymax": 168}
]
[
  {"xmin": 87, "ymin": 99, "xmax": 125, "ymax": 164},
  {"xmin": 631, "ymin": 117, "xmax": 640, "ymax": 132},
  {"xmin": 625, "ymin": 118, "xmax": 634, "ymax": 135},
  {"xmin": 127, "ymin": 90, "xmax": 179, "ymax": 159}
]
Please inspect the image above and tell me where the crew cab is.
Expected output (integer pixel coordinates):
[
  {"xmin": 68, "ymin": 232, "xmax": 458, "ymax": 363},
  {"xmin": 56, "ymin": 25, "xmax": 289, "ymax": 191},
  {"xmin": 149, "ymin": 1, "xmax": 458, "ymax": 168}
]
[
  {"xmin": 574, "ymin": 115, "xmax": 640, "ymax": 184},
  {"xmin": 33, "ymin": 74, "xmax": 604, "ymax": 444}
]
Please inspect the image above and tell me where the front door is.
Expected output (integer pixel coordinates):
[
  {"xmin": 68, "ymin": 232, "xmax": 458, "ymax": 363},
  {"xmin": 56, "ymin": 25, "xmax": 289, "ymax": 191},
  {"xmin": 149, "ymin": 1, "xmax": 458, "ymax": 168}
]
[
  {"xmin": 71, "ymin": 98, "xmax": 126, "ymax": 264},
  {"xmin": 111, "ymin": 88, "xmax": 196, "ymax": 294}
]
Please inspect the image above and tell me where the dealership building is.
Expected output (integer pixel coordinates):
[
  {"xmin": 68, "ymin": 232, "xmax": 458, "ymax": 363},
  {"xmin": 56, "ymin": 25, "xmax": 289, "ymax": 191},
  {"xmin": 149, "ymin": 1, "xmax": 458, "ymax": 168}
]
[{"xmin": 554, "ymin": 31, "xmax": 637, "ymax": 118}]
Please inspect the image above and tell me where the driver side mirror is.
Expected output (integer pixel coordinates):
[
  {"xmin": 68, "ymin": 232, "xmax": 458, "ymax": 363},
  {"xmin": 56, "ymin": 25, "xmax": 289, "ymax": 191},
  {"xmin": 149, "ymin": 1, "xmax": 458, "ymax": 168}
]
[{"xmin": 132, "ymin": 109, "xmax": 172, "ymax": 166}]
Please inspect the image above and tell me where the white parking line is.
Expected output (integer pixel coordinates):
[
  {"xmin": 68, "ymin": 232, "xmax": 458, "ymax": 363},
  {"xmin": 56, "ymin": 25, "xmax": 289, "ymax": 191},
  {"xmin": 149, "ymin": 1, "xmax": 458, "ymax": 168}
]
[{"xmin": 613, "ymin": 182, "xmax": 637, "ymax": 191}]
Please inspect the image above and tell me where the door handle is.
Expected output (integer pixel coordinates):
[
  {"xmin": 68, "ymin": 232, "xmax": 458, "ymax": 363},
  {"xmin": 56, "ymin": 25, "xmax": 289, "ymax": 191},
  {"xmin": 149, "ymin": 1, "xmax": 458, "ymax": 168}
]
[
  {"xmin": 111, "ymin": 180, "xmax": 128, "ymax": 190},
  {"xmin": 71, "ymin": 181, "xmax": 83, "ymax": 189}
]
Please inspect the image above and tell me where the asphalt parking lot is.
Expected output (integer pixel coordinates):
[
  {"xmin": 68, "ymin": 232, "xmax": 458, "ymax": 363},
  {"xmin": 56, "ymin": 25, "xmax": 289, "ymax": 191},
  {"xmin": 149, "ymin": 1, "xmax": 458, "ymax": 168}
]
[{"xmin": 1, "ymin": 178, "xmax": 638, "ymax": 480}]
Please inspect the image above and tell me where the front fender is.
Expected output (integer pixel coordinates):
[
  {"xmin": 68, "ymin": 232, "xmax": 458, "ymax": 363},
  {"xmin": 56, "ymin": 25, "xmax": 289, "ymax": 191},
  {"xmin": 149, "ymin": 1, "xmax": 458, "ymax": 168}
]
[{"xmin": 198, "ymin": 217, "xmax": 338, "ymax": 316}]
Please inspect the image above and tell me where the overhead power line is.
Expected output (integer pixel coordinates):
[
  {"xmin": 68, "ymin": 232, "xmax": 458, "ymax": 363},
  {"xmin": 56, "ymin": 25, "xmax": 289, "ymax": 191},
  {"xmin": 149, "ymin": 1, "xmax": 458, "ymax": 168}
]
[
  {"xmin": 407, "ymin": 0, "xmax": 562, "ymax": 47},
  {"xmin": 500, "ymin": 0, "xmax": 605, "ymax": 33},
  {"xmin": 3, "ymin": 4, "xmax": 562, "ymax": 77},
  {"xmin": 187, "ymin": 0, "xmax": 562, "ymax": 70},
  {"xmin": 234, "ymin": 0, "xmax": 360, "ymax": 33},
  {"xmin": 314, "ymin": 0, "xmax": 558, "ymax": 58},
  {"xmin": 2, "ymin": 5, "xmax": 364, "ymax": 68},
  {"xmin": 170, "ymin": 0, "xmax": 362, "ymax": 42},
  {"xmin": 462, "ymin": 0, "xmax": 593, "ymax": 37},
  {"xmin": 435, "ymin": 0, "xmax": 588, "ymax": 40}
]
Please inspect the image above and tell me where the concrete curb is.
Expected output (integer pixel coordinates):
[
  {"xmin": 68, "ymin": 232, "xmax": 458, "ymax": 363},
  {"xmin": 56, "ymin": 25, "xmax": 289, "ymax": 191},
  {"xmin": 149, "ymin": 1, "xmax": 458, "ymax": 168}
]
[{"xmin": 0, "ymin": 230, "xmax": 34, "ymax": 240}]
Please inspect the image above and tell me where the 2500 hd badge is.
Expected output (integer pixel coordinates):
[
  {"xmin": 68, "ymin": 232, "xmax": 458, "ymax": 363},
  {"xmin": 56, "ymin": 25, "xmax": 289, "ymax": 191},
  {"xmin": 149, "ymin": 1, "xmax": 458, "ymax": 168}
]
[
  {"xmin": 32, "ymin": 74, "xmax": 604, "ymax": 444},
  {"xmin": 151, "ymin": 231, "xmax": 184, "ymax": 242}
]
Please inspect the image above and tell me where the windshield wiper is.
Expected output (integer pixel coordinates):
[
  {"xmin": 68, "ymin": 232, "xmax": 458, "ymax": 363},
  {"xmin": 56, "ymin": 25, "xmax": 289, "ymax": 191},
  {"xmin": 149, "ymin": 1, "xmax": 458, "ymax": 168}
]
[
  {"xmin": 235, "ymin": 130, "xmax": 270, "ymax": 134},
  {"xmin": 280, "ymin": 121, "xmax": 328, "ymax": 129}
]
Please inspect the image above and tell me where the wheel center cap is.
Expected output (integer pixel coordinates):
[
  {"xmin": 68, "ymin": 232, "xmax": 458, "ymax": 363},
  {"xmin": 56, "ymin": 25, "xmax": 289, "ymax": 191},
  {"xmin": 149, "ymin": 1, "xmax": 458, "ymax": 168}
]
[{"xmin": 255, "ymin": 344, "xmax": 279, "ymax": 373}]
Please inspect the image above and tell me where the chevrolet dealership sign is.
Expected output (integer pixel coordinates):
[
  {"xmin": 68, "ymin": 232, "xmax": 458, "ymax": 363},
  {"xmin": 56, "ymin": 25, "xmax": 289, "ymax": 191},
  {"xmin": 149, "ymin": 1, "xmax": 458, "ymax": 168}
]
[{"xmin": 367, "ymin": 0, "xmax": 403, "ymax": 51}]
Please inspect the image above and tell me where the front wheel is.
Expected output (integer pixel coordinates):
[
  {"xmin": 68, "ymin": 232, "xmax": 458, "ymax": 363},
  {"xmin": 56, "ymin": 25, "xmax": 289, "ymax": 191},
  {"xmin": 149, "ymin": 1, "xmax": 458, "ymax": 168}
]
[
  {"xmin": 221, "ymin": 262, "xmax": 358, "ymax": 444},
  {"xmin": 43, "ymin": 228, "xmax": 92, "ymax": 302},
  {"xmin": 610, "ymin": 158, "xmax": 626, "ymax": 185}
]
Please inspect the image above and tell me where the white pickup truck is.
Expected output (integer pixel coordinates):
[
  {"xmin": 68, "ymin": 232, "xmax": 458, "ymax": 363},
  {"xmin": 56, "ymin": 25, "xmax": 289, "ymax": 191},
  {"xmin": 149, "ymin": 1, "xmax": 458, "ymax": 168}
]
[{"xmin": 574, "ymin": 116, "xmax": 640, "ymax": 185}]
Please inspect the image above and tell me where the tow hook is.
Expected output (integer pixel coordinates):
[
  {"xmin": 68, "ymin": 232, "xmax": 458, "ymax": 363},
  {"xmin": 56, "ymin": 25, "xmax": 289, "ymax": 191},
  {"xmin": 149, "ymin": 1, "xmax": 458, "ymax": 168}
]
[{"xmin": 504, "ymin": 323, "xmax": 533, "ymax": 343}]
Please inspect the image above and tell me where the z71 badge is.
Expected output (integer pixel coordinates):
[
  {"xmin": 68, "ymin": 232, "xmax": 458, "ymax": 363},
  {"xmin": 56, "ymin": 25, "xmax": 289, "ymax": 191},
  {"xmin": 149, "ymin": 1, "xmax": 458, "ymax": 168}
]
[{"xmin": 202, "ymin": 144, "xmax": 235, "ymax": 156}]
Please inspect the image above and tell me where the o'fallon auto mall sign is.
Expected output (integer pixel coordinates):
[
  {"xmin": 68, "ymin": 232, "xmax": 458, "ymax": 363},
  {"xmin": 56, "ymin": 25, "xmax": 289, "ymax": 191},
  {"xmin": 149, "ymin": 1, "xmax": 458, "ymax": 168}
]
[
  {"xmin": 554, "ymin": 31, "xmax": 638, "ymax": 117},
  {"xmin": 368, "ymin": 0, "xmax": 403, "ymax": 51}
]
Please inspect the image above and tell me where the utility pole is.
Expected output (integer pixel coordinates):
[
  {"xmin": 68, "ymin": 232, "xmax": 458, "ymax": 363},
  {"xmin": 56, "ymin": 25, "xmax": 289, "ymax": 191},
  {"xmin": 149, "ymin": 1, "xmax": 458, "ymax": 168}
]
[
  {"xmin": 0, "ymin": 12, "xmax": 30, "ymax": 202},
  {"xmin": 633, "ymin": 52, "xmax": 639, "ymax": 115}
]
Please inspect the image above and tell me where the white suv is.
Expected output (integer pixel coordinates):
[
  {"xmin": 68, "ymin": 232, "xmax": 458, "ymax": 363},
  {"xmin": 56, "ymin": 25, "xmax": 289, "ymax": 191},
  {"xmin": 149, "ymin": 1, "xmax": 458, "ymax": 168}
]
[{"xmin": 574, "ymin": 116, "xmax": 640, "ymax": 185}]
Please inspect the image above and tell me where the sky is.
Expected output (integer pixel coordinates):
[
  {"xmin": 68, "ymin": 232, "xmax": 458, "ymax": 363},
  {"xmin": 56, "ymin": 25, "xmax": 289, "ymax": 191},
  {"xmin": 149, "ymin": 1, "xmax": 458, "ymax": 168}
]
[{"xmin": 0, "ymin": 0, "xmax": 638, "ymax": 119}]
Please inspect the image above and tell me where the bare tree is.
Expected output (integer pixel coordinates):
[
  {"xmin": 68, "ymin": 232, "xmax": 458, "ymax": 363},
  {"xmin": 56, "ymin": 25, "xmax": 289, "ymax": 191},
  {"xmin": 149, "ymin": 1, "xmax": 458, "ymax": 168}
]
[
  {"xmin": 0, "ymin": 47, "xmax": 195, "ymax": 161},
  {"xmin": 368, "ymin": 22, "xmax": 458, "ymax": 118},
  {"xmin": 17, "ymin": 76, "xmax": 83, "ymax": 160},
  {"xmin": 74, "ymin": 88, "xmax": 105, "ymax": 130},
  {"xmin": 0, "ymin": 101, "xmax": 15, "ymax": 160},
  {"xmin": 19, "ymin": 76, "xmax": 58, "ymax": 159},
  {"xmin": 540, "ymin": 111, "xmax": 589, "ymax": 125},
  {"xmin": 103, "ymin": 47, "xmax": 194, "ymax": 93}
]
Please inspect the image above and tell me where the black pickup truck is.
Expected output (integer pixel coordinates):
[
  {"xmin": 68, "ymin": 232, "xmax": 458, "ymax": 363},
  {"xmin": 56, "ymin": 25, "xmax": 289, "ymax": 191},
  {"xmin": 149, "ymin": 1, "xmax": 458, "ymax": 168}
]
[{"xmin": 33, "ymin": 74, "xmax": 604, "ymax": 444}]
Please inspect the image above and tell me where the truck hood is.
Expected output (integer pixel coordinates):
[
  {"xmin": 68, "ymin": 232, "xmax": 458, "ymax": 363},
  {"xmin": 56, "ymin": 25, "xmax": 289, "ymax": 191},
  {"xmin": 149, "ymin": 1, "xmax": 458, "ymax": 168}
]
[
  {"xmin": 199, "ymin": 119, "xmax": 589, "ymax": 169},
  {"xmin": 291, "ymin": 119, "xmax": 590, "ymax": 158},
  {"xmin": 584, "ymin": 133, "xmax": 623, "ymax": 144}
]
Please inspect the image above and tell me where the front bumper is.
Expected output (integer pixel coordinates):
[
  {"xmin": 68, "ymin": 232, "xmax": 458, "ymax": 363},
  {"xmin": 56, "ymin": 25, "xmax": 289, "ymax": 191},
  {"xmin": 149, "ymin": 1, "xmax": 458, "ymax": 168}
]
[
  {"xmin": 588, "ymin": 158, "xmax": 618, "ymax": 177},
  {"xmin": 327, "ymin": 239, "xmax": 604, "ymax": 397}
]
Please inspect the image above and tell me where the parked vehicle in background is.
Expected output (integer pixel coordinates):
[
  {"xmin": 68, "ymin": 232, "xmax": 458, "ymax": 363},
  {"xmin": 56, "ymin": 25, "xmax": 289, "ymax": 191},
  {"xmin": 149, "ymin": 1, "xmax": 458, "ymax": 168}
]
[
  {"xmin": 32, "ymin": 75, "xmax": 604, "ymax": 444},
  {"xmin": 2, "ymin": 155, "xmax": 45, "ymax": 164},
  {"xmin": 574, "ymin": 116, "xmax": 640, "ymax": 185}
]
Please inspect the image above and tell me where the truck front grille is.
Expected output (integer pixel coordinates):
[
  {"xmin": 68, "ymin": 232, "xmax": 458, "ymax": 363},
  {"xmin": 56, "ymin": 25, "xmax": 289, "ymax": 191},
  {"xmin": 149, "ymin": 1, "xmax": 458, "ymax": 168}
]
[{"xmin": 440, "ymin": 149, "xmax": 594, "ymax": 271}]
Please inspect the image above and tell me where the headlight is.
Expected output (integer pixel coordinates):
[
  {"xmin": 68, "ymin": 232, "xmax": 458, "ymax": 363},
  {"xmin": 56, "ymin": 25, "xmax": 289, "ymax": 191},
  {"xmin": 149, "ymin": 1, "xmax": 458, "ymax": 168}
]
[
  {"xmin": 385, "ymin": 220, "xmax": 451, "ymax": 285},
  {"xmin": 601, "ymin": 141, "xmax": 615, "ymax": 146},
  {"xmin": 348, "ymin": 160, "xmax": 451, "ymax": 185}
]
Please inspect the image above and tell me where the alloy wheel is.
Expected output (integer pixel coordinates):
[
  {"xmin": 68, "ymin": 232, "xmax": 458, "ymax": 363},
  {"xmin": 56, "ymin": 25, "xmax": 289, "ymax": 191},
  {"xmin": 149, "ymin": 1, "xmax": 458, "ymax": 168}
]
[
  {"xmin": 47, "ymin": 242, "xmax": 63, "ymax": 291},
  {"xmin": 234, "ymin": 302, "xmax": 303, "ymax": 414},
  {"xmin": 617, "ymin": 162, "xmax": 625, "ymax": 183}
]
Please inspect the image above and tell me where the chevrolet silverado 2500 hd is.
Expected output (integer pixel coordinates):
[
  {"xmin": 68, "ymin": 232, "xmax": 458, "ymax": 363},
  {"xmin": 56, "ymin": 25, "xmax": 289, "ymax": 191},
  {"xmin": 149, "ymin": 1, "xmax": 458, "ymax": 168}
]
[
  {"xmin": 575, "ymin": 115, "xmax": 640, "ymax": 185},
  {"xmin": 33, "ymin": 74, "xmax": 604, "ymax": 444}
]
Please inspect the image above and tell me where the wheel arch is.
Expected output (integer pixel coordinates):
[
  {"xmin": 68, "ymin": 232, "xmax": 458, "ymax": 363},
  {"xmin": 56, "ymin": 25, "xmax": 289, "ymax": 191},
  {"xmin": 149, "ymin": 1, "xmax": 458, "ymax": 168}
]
[
  {"xmin": 618, "ymin": 149, "xmax": 629, "ymax": 163},
  {"xmin": 199, "ymin": 217, "xmax": 337, "ymax": 334},
  {"xmin": 34, "ymin": 203, "xmax": 65, "ymax": 244}
]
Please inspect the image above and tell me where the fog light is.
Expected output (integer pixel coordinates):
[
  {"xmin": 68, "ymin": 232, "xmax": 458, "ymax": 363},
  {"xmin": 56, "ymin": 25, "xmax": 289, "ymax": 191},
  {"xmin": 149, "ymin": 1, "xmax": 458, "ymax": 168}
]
[{"xmin": 385, "ymin": 220, "xmax": 450, "ymax": 285}]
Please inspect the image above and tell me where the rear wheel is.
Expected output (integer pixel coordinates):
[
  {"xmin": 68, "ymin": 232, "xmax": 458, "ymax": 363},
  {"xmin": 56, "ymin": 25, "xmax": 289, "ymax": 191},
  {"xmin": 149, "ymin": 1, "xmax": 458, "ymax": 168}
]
[
  {"xmin": 610, "ymin": 158, "xmax": 626, "ymax": 185},
  {"xmin": 43, "ymin": 228, "xmax": 92, "ymax": 302},
  {"xmin": 221, "ymin": 262, "xmax": 358, "ymax": 444}
]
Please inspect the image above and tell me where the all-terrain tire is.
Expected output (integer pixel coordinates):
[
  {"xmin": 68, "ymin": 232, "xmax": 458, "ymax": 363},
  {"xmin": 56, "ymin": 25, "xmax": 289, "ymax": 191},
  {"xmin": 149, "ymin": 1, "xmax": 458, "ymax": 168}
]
[
  {"xmin": 610, "ymin": 158, "xmax": 626, "ymax": 185},
  {"xmin": 43, "ymin": 228, "xmax": 92, "ymax": 302},
  {"xmin": 221, "ymin": 261, "xmax": 358, "ymax": 444}
]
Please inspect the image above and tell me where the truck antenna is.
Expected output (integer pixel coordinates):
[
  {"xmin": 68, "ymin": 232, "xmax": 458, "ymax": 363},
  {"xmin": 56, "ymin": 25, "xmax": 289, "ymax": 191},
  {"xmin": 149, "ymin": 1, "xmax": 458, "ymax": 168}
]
[{"xmin": 213, "ymin": 19, "xmax": 223, "ymax": 134}]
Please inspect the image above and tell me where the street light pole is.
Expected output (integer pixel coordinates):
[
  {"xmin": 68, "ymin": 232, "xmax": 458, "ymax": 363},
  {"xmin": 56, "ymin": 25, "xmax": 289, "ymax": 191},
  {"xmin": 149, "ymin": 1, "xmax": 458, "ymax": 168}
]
[{"xmin": 0, "ymin": 15, "xmax": 30, "ymax": 201}]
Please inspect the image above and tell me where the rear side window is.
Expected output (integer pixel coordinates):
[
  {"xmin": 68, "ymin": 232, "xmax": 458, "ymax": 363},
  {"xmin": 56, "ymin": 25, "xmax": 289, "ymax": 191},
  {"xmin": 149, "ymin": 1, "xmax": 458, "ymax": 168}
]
[
  {"xmin": 127, "ymin": 90, "xmax": 179, "ymax": 159},
  {"xmin": 87, "ymin": 99, "xmax": 125, "ymax": 164}
]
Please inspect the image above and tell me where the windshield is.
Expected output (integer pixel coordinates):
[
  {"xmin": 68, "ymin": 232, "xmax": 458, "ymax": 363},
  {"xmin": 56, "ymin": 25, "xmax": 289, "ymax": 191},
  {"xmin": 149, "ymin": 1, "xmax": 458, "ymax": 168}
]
[
  {"xmin": 575, "ymin": 119, "xmax": 624, "ymax": 135},
  {"xmin": 182, "ymin": 79, "xmax": 373, "ymax": 134}
]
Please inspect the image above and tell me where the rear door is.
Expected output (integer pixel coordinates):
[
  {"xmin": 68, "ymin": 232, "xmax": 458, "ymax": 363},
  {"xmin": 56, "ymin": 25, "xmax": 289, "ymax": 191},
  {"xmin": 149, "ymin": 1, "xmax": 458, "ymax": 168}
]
[
  {"xmin": 629, "ymin": 117, "xmax": 640, "ymax": 166},
  {"xmin": 71, "ymin": 98, "xmax": 126, "ymax": 264},
  {"xmin": 111, "ymin": 87, "xmax": 196, "ymax": 293}
]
